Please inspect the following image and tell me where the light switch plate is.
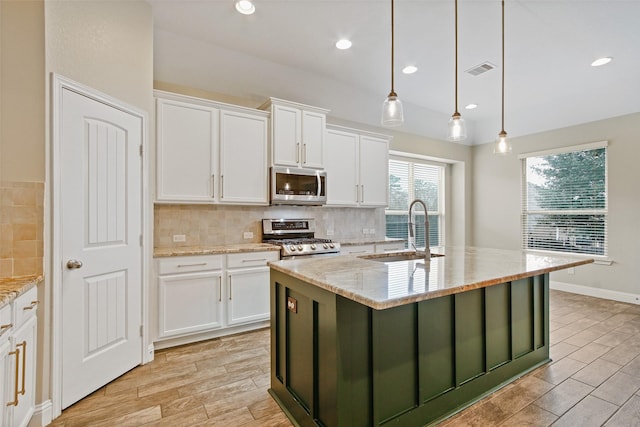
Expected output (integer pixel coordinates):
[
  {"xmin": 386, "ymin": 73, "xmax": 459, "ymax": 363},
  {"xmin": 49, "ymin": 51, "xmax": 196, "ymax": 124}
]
[
  {"xmin": 243, "ymin": 231, "xmax": 254, "ymax": 239},
  {"xmin": 172, "ymin": 234, "xmax": 186, "ymax": 242}
]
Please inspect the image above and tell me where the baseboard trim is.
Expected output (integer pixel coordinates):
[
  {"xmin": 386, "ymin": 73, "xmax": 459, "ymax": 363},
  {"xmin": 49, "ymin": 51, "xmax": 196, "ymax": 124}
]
[
  {"xmin": 550, "ymin": 281, "xmax": 640, "ymax": 305},
  {"xmin": 30, "ymin": 399, "xmax": 53, "ymax": 427}
]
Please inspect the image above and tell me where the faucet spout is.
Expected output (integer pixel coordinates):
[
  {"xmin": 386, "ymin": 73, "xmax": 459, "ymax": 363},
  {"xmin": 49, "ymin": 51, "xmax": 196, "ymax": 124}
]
[{"xmin": 408, "ymin": 199, "xmax": 431, "ymax": 260}]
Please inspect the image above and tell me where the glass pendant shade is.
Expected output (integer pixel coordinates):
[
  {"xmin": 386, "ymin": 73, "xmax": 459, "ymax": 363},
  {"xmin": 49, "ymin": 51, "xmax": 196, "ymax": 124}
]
[
  {"xmin": 447, "ymin": 112, "xmax": 467, "ymax": 141},
  {"xmin": 382, "ymin": 93, "xmax": 404, "ymax": 126},
  {"xmin": 493, "ymin": 130, "xmax": 512, "ymax": 154}
]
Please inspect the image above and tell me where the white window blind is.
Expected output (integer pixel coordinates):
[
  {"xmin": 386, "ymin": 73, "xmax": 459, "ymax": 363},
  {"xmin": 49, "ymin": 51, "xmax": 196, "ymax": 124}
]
[
  {"xmin": 521, "ymin": 142, "xmax": 608, "ymax": 256},
  {"xmin": 387, "ymin": 157, "xmax": 444, "ymax": 247}
]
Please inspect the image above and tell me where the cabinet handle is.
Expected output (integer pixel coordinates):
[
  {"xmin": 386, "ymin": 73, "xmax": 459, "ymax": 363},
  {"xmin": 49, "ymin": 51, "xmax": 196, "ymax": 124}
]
[
  {"xmin": 6, "ymin": 347, "xmax": 19, "ymax": 406},
  {"xmin": 218, "ymin": 276, "xmax": 222, "ymax": 302},
  {"xmin": 211, "ymin": 174, "xmax": 215, "ymax": 198},
  {"xmin": 17, "ymin": 341, "xmax": 26, "ymax": 396},
  {"xmin": 0, "ymin": 323, "xmax": 12, "ymax": 336},
  {"xmin": 221, "ymin": 175, "xmax": 224, "ymax": 199},
  {"xmin": 303, "ymin": 143, "xmax": 307, "ymax": 164},
  {"xmin": 23, "ymin": 301, "xmax": 38, "ymax": 311},
  {"xmin": 349, "ymin": 250, "xmax": 369, "ymax": 254},
  {"xmin": 176, "ymin": 263, "xmax": 207, "ymax": 268},
  {"xmin": 361, "ymin": 185, "xmax": 365, "ymax": 203},
  {"xmin": 296, "ymin": 142, "xmax": 300, "ymax": 163},
  {"xmin": 228, "ymin": 276, "xmax": 232, "ymax": 300},
  {"xmin": 242, "ymin": 258, "xmax": 267, "ymax": 263},
  {"xmin": 384, "ymin": 248, "xmax": 401, "ymax": 252},
  {"xmin": 355, "ymin": 185, "xmax": 359, "ymax": 203}
]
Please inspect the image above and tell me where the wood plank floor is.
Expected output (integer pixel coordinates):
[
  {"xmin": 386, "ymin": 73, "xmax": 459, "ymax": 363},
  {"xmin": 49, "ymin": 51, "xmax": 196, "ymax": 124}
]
[{"xmin": 51, "ymin": 290, "xmax": 640, "ymax": 426}]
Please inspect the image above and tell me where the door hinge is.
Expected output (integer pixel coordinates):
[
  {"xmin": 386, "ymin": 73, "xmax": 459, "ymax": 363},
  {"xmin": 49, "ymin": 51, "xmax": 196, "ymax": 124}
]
[{"xmin": 140, "ymin": 325, "xmax": 143, "ymax": 337}]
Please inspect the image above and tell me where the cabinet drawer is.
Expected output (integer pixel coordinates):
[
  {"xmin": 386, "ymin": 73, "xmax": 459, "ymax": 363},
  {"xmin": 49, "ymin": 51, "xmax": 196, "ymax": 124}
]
[
  {"xmin": 158, "ymin": 255, "xmax": 223, "ymax": 275},
  {"xmin": 341, "ymin": 245, "xmax": 375, "ymax": 255},
  {"xmin": 0, "ymin": 303, "xmax": 12, "ymax": 337},
  {"xmin": 227, "ymin": 251, "xmax": 279, "ymax": 269},
  {"xmin": 376, "ymin": 242, "xmax": 406, "ymax": 253},
  {"xmin": 14, "ymin": 286, "xmax": 38, "ymax": 327}
]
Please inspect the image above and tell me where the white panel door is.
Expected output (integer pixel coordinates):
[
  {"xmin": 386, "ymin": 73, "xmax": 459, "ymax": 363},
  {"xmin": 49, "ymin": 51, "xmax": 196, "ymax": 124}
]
[
  {"xmin": 272, "ymin": 104, "xmax": 301, "ymax": 167},
  {"xmin": 301, "ymin": 110, "xmax": 325, "ymax": 169},
  {"xmin": 219, "ymin": 110, "xmax": 268, "ymax": 204},
  {"xmin": 227, "ymin": 267, "xmax": 270, "ymax": 326},
  {"xmin": 359, "ymin": 135, "xmax": 389, "ymax": 207},
  {"xmin": 324, "ymin": 129, "xmax": 359, "ymax": 206},
  {"xmin": 156, "ymin": 98, "xmax": 218, "ymax": 202},
  {"xmin": 60, "ymin": 87, "xmax": 143, "ymax": 409}
]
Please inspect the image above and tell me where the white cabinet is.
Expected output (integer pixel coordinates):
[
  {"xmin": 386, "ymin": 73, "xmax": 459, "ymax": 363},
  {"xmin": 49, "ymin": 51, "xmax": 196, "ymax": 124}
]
[
  {"xmin": 219, "ymin": 110, "xmax": 268, "ymax": 204},
  {"xmin": 157, "ymin": 255, "xmax": 224, "ymax": 338},
  {"xmin": 156, "ymin": 251, "xmax": 278, "ymax": 345},
  {"xmin": 375, "ymin": 241, "xmax": 406, "ymax": 253},
  {"xmin": 0, "ymin": 304, "xmax": 12, "ymax": 425},
  {"xmin": 325, "ymin": 125, "xmax": 390, "ymax": 207},
  {"xmin": 260, "ymin": 98, "xmax": 329, "ymax": 169},
  {"xmin": 155, "ymin": 91, "xmax": 269, "ymax": 205},
  {"xmin": 341, "ymin": 244, "xmax": 375, "ymax": 255},
  {"xmin": 3, "ymin": 286, "xmax": 38, "ymax": 427}
]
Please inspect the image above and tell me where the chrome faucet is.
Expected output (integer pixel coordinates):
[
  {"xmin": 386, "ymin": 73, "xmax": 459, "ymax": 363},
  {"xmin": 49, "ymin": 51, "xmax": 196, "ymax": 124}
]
[{"xmin": 408, "ymin": 199, "xmax": 431, "ymax": 260}]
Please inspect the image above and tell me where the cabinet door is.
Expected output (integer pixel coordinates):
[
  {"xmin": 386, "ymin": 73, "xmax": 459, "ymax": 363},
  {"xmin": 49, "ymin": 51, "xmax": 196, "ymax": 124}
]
[
  {"xmin": 227, "ymin": 267, "xmax": 270, "ymax": 326},
  {"xmin": 156, "ymin": 98, "xmax": 218, "ymax": 202},
  {"xmin": 359, "ymin": 135, "xmax": 389, "ymax": 207},
  {"xmin": 301, "ymin": 110, "xmax": 325, "ymax": 169},
  {"xmin": 324, "ymin": 129, "xmax": 358, "ymax": 206},
  {"xmin": 9, "ymin": 316, "xmax": 36, "ymax": 427},
  {"xmin": 0, "ymin": 337, "xmax": 10, "ymax": 425},
  {"xmin": 158, "ymin": 271, "xmax": 223, "ymax": 338},
  {"xmin": 272, "ymin": 104, "xmax": 301, "ymax": 167},
  {"xmin": 220, "ymin": 110, "xmax": 268, "ymax": 204}
]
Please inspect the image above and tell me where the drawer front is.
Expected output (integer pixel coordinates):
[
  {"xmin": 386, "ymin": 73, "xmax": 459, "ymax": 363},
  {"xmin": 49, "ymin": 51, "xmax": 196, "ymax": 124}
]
[
  {"xmin": 14, "ymin": 286, "xmax": 38, "ymax": 327},
  {"xmin": 376, "ymin": 242, "xmax": 406, "ymax": 253},
  {"xmin": 158, "ymin": 255, "xmax": 224, "ymax": 275},
  {"xmin": 341, "ymin": 244, "xmax": 375, "ymax": 255},
  {"xmin": 227, "ymin": 251, "xmax": 280, "ymax": 269},
  {"xmin": 0, "ymin": 304, "xmax": 12, "ymax": 337}
]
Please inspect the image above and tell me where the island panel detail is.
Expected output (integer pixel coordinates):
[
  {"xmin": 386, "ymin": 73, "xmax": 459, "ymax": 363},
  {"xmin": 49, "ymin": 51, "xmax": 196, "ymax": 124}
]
[{"xmin": 269, "ymin": 269, "xmax": 550, "ymax": 426}]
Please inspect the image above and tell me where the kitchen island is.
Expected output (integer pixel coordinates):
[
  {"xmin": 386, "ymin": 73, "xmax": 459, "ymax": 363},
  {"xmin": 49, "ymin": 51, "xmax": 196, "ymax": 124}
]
[{"xmin": 268, "ymin": 246, "xmax": 593, "ymax": 426}]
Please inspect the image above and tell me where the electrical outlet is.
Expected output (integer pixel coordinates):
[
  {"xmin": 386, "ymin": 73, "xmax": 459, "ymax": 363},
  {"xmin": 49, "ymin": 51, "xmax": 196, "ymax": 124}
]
[
  {"xmin": 369, "ymin": 228, "xmax": 376, "ymax": 235},
  {"xmin": 172, "ymin": 234, "xmax": 186, "ymax": 242},
  {"xmin": 243, "ymin": 231, "xmax": 254, "ymax": 239},
  {"xmin": 568, "ymin": 267, "xmax": 575, "ymax": 275},
  {"xmin": 362, "ymin": 228, "xmax": 368, "ymax": 235},
  {"xmin": 326, "ymin": 229, "xmax": 334, "ymax": 236}
]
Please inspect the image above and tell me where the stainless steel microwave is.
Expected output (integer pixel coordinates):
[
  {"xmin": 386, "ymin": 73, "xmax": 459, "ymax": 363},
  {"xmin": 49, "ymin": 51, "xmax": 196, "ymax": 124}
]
[{"xmin": 270, "ymin": 167, "xmax": 327, "ymax": 205}]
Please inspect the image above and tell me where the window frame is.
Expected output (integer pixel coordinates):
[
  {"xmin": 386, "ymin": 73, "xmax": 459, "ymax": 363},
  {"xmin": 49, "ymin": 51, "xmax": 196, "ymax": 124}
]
[
  {"xmin": 386, "ymin": 154, "xmax": 447, "ymax": 247},
  {"xmin": 519, "ymin": 141, "xmax": 609, "ymax": 258}
]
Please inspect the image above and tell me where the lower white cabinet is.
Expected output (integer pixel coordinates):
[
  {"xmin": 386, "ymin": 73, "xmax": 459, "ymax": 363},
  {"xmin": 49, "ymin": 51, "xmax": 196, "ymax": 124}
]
[
  {"xmin": 341, "ymin": 244, "xmax": 375, "ymax": 255},
  {"xmin": 2, "ymin": 286, "xmax": 38, "ymax": 427},
  {"xmin": 156, "ymin": 251, "xmax": 278, "ymax": 344}
]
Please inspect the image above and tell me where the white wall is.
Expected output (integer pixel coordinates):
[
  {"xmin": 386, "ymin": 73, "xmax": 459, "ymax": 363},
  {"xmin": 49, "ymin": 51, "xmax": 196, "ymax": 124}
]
[{"xmin": 472, "ymin": 113, "xmax": 640, "ymax": 299}]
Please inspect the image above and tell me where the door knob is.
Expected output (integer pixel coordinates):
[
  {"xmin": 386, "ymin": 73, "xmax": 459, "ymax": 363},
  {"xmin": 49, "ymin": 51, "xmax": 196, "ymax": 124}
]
[{"xmin": 66, "ymin": 259, "xmax": 83, "ymax": 269}]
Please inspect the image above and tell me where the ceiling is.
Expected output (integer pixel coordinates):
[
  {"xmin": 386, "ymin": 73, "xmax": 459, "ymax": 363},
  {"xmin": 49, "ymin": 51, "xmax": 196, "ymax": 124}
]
[{"xmin": 149, "ymin": 0, "xmax": 640, "ymax": 145}]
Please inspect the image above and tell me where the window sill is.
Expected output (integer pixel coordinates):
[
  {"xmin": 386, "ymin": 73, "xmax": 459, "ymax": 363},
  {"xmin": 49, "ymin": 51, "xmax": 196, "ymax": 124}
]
[{"xmin": 524, "ymin": 249, "xmax": 613, "ymax": 265}]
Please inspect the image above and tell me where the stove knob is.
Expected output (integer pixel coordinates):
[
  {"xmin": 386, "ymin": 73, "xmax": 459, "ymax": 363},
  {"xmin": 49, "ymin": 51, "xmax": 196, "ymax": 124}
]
[
  {"xmin": 289, "ymin": 245, "xmax": 296, "ymax": 252},
  {"xmin": 323, "ymin": 243, "xmax": 329, "ymax": 249},
  {"xmin": 310, "ymin": 244, "xmax": 317, "ymax": 250},
  {"xmin": 297, "ymin": 245, "xmax": 303, "ymax": 251},
  {"xmin": 329, "ymin": 243, "xmax": 335, "ymax": 249}
]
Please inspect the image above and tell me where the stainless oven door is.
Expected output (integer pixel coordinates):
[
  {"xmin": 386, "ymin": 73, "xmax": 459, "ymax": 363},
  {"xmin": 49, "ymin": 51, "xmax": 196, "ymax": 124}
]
[
  {"xmin": 271, "ymin": 167, "xmax": 326, "ymax": 205},
  {"xmin": 281, "ymin": 252, "xmax": 340, "ymax": 260}
]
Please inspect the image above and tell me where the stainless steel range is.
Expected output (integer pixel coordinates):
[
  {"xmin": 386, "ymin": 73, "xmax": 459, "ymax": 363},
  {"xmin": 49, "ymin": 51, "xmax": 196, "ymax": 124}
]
[{"xmin": 262, "ymin": 218, "xmax": 340, "ymax": 259}]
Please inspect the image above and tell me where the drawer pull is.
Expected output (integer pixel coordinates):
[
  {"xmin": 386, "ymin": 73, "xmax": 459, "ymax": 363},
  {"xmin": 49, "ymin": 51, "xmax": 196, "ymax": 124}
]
[
  {"xmin": 242, "ymin": 258, "xmax": 267, "ymax": 263},
  {"xmin": 23, "ymin": 301, "xmax": 38, "ymax": 311},
  {"xmin": 6, "ymin": 347, "xmax": 19, "ymax": 406},
  {"xmin": 349, "ymin": 250, "xmax": 368, "ymax": 254},
  {"xmin": 17, "ymin": 341, "xmax": 26, "ymax": 396},
  {"xmin": 0, "ymin": 324, "xmax": 12, "ymax": 335},
  {"xmin": 176, "ymin": 263, "xmax": 208, "ymax": 268},
  {"xmin": 218, "ymin": 277, "xmax": 222, "ymax": 302},
  {"xmin": 384, "ymin": 248, "xmax": 402, "ymax": 252}
]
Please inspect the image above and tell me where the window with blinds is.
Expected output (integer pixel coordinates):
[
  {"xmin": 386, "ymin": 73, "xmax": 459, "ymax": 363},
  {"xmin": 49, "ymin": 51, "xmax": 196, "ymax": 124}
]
[
  {"xmin": 521, "ymin": 142, "xmax": 608, "ymax": 256},
  {"xmin": 387, "ymin": 157, "xmax": 445, "ymax": 247}
]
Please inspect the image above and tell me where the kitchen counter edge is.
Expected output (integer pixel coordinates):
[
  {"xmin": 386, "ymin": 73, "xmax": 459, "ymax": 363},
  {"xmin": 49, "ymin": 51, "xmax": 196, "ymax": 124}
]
[
  {"xmin": 0, "ymin": 275, "xmax": 42, "ymax": 308},
  {"xmin": 154, "ymin": 243, "xmax": 280, "ymax": 258}
]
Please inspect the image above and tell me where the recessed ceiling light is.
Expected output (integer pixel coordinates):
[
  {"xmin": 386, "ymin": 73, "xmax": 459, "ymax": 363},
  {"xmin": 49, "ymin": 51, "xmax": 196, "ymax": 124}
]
[
  {"xmin": 235, "ymin": 0, "xmax": 255, "ymax": 15},
  {"xmin": 335, "ymin": 39, "xmax": 352, "ymax": 50},
  {"xmin": 402, "ymin": 65, "xmax": 418, "ymax": 74},
  {"xmin": 465, "ymin": 103, "xmax": 478, "ymax": 110},
  {"xmin": 591, "ymin": 57, "xmax": 612, "ymax": 67}
]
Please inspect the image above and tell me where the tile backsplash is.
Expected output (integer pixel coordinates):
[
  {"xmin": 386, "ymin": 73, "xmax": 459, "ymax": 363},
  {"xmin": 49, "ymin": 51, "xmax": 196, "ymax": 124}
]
[
  {"xmin": 154, "ymin": 204, "xmax": 386, "ymax": 248},
  {"xmin": 0, "ymin": 181, "xmax": 44, "ymax": 278}
]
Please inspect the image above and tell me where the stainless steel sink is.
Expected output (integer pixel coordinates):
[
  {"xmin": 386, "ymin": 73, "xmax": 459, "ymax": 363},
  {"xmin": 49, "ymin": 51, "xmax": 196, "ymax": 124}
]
[{"xmin": 360, "ymin": 252, "xmax": 443, "ymax": 263}]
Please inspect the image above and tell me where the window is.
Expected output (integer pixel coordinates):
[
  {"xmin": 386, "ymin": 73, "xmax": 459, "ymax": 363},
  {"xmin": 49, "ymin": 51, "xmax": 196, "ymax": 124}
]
[
  {"xmin": 387, "ymin": 156, "xmax": 445, "ymax": 248},
  {"xmin": 521, "ymin": 142, "xmax": 608, "ymax": 256}
]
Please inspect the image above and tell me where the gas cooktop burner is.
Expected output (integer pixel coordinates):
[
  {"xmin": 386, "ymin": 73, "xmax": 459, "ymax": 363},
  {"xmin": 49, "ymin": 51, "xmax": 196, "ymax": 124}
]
[{"xmin": 262, "ymin": 218, "xmax": 341, "ymax": 258}]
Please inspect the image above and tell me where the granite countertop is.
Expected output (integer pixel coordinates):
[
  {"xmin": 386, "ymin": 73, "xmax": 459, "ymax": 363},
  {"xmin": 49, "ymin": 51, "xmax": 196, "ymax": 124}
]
[
  {"xmin": 154, "ymin": 243, "xmax": 280, "ymax": 258},
  {"xmin": 338, "ymin": 237, "xmax": 405, "ymax": 246},
  {"xmin": 0, "ymin": 275, "xmax": 42, "ymax": 308},
  {"xmin": 269, "ymin": 246, "xmax": 594, "ymax": 310}
]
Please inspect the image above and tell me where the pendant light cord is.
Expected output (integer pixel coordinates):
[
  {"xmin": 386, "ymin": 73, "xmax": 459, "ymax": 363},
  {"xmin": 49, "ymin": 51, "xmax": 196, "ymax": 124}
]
[
  {"xmin": 390, "ymin": 0, "xmax": 396, "ymax": 96},
  {"xmin": 454, "ymin": 0, "xmax": 459, "ymax": 115},
  {"xmin": 501, "ymin": 0, "xmax": 505, "ymax": 134}
]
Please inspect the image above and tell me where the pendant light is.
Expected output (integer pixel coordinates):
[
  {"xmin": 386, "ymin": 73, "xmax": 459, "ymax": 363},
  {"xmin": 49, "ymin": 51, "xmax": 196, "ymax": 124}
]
[
  {"xmin": 447, "ymin": 0, "xmax": 467, "ymax": 141},
  {"xmin": 494, "ymin": 0, "xmax": 512, "ymax": 154},
  {"xmin": 382, "ymin": 0, "xmax": 404, "ymax": 126}
]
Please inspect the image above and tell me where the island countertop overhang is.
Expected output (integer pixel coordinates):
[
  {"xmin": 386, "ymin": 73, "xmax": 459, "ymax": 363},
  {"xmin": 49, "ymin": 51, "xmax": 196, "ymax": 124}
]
[{"xmin": 269, "ymin": 246, "xmax": 594, "ymax": 310}]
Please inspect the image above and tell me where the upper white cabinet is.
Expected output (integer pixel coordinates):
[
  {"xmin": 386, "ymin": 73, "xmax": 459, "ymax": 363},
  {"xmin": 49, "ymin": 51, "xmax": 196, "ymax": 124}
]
[
  {"xmin": 155, "ymin": 91, "xmax": 269, "ymax": 205},
  {"xmin": 260, "ymin": 98, "xmax": 329, "ymax": 169},
  {"xmin": 324, "ymin": 125, "xmax": 391, "ymax": 207}
]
